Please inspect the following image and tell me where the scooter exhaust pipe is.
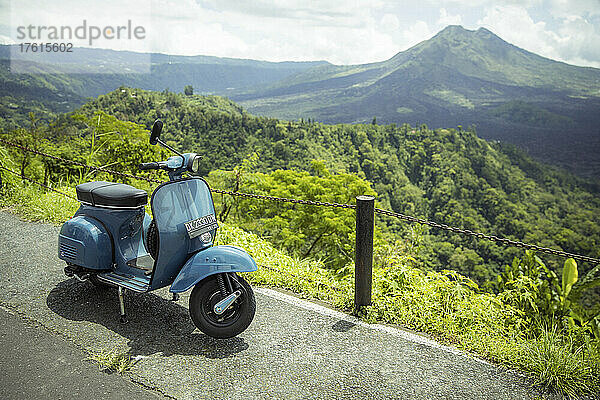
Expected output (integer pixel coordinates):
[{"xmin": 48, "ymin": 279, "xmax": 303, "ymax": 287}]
[{"xmin": 64, "ymin": 266, "xmax": 90, "ymax": 282}]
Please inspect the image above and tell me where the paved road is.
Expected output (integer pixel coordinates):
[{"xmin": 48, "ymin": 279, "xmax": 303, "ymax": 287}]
[
  {"xmin": 0, "ymin": 210, "xmax": 549, "ymax": 399},
  {"xmin": 0, "ymin": 307, "xmax": 164, "ymax": 399}
]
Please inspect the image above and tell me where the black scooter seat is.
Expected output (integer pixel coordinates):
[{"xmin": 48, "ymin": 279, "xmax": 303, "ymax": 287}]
[{"xmin": 76, "ymin": 181, "xmax": 147, "ymax": 209}]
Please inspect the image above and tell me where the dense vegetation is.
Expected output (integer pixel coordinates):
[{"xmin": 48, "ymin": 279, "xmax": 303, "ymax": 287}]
[
  {"xmin": 45, "ymin": 88, "xmax": 599, "ymax": 286},
  {"xmin": 0, "ymin": 61, "xmax": 87, "ymax": 129}
]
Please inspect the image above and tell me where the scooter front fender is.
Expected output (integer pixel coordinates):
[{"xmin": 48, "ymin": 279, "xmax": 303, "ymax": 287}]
[{"xmin": 169, "ymin": 245, "xmax": 258, "ymax": 293}]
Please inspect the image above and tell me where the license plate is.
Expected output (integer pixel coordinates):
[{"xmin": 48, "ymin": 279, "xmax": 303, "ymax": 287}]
[{"xmin": 184, "ymin": 214, "xmax": 218, "ymax": 239}]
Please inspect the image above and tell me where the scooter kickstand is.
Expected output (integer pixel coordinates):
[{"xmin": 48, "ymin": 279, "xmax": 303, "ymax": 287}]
[
  {"xmin": 118, "ymin": 287, "xmax": 127, "ymax": 323},
  {"xmin": 171, "ymin": 293, "xmax": 180, "ymax": 301}
]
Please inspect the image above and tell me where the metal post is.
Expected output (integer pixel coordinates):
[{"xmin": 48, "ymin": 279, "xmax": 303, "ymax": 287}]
[{"xmin": 355, "ymin": 195, "xmax": 375, "ymax": 310}]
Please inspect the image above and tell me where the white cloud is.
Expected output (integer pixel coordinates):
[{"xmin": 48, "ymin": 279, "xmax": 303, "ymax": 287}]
[
  {"xmin": 479, "ymin": 5, "xmax": 559, "ymax": 57},
  {"xmin": 8, "ymin": 0, "xmax": 153, "ymax": 51},
  {"xmin": 548, "ymin": 0, "xmax": 600, "ymax": 17},
  {"xmin": 425, "ymin": 0, "xmax": 543, "ymax": 7},
  {"xmin": 3, "ymin": 0, "xmax": 599, "ymax": 67},
  {"xmin": 400, "ymin": 21, "xmax": 435, "ymax": 49},
  {"xmin": 380, "ymin": 14, "xmax": 400, "ymax": 33},
  {"xmin": 555, "ymin": 15, "xmax": 600, "ymax": 67},
  {"xmin": 478, "ymin": 4, "xmax": 600, "ymax": 68},
  {"xmin": 200, "ymin": 0, "xmax": 384, "ymax": 20},
  {"xmin": 150, "ymin": 0, "xmax": 397, "ymax": 64},
  {"xmin": 438, "ymin": 8, "xmax": 463, "ymax": 26}
]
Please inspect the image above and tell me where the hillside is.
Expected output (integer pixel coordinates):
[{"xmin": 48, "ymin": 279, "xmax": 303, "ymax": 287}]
[
  {"xmin": 35, "ymin": 88, "xmax": 600, "ymax": 285},
  {"xmin": 0, "ymin": 45, "xmax": 327, "ymax": 129},
  {"xmin": 2, "ymin": 27, "xmax": 600, "ymax": 178},
  {"xmin": 1, "ymin": 45, "xmax": 328, "ymax": 96},
  {"xmin": 234, "ymin": 25, "xmax": 600, "ymax": 178}
]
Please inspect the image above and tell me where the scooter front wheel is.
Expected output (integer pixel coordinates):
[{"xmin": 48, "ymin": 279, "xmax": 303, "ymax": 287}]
[{"xmin": 189, "ymin": 274, "xmax": 255, "ymax": 339}]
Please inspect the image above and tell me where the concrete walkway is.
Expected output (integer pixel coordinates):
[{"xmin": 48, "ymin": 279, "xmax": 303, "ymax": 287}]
[{"xmin": 0, "ymin": 211, "xmax": 547, "ymax": 399}]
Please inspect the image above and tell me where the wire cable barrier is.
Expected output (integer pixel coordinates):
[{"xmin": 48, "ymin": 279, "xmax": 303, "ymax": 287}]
[
  {"xmin": 1, "ymin": 136, "xmax": 598, "ymax": 265},
  {"xmin": 0, "ymin": 164, "xmax": 77, "ymax": 200}
]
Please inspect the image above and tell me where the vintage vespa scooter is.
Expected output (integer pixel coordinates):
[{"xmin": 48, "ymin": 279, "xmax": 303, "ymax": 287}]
[{"xmin": 58, "ymin": 120, "xmax": 257, "ymax": 338}]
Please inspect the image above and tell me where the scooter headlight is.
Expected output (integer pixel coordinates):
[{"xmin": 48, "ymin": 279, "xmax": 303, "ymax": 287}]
[{"xmin": 187, "ymin": 154, "xmax": 201, "ymax": 175}]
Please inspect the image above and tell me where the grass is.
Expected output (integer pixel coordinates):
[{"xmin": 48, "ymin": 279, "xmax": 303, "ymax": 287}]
[
  {"xmin": 0, "ymin": 171, "xmax": 79, "ymax": 223},
  {"xmin": 217, "ymin": 224, "xmax": 353, "ymax": 308},
  {"xmin": 1, "ymin": 174, "xmax": 599, "ymax": 398},
  {"xmin": 86, "ymin": 348, "xmax": 136, "ymax": 374},
  {"xmin": 0, "ymin": 182, "xmax": 78, "ymax": 223},
  {"xmin": 515, "ymin": 322, "xmax": 600, "ymax": 398}
]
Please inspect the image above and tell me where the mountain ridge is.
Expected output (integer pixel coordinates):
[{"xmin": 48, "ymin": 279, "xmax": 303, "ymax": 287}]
[
  {"xmin": 0, "ymin": 45, "xmax": 329, "ymax": 128},
  {"xmin": 236, "ymin": 25, "xmax": 600, "ymax": 99},
  {"xmin": 232, "ymin": 25, "xmax": 600, "ymax": 178},
  {"xmin": 2, "ymin": 25, "xmax": 600, "ymax": 177}
]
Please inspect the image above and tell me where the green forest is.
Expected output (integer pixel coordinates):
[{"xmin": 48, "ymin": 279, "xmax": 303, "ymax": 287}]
[
  {"xmin": 3, "ymin": 87, "xmax": 600, "ymax": 284},
  {"xmin": 39, "ymin": 88, "xmax": 599, "ymax": 283},
  {"xmin": 2, "ymin": 87, "xmax": 600, "ymax": 396}
]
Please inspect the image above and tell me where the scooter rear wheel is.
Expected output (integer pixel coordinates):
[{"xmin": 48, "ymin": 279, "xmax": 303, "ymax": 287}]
[{"xmin": 189, "ymin": 274, "xmax": 255, "ymax": 339}]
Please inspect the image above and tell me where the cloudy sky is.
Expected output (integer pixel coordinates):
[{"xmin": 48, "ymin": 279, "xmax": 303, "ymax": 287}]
[{"xmin": 1, "ymin": 0, "xmax": 599, "ymax": 67}]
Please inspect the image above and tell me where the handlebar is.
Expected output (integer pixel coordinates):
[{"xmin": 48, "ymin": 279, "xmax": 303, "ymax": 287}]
[
  {"xmin": 139, "ymin": 162, "xmax": 160, "ymax": 171},
  {"xmin": 139, "ymin": 153, "xmax": 201, "ymax": 176}
]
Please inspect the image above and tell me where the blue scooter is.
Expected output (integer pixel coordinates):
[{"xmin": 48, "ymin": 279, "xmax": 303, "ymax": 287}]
[{"xmin": 58, "ymin": 120, "xmax": 257, "ymax": 338}]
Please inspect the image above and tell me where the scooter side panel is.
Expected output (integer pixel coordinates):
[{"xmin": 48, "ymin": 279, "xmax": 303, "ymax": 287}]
[
  {"xmin": 70, "ymin": 204, "xmax": 149, "ymax": 275},
  {"xmin": 58, "ymin": 216, "xmax": 112, "ymax": 270},
  {"xmin": 169, "ymin": 245, "xmax": 258, "ymax": 293}
]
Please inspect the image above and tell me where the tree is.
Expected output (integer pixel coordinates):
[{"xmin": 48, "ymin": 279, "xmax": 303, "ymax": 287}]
[
  {"xmin": 208, "ymin": 160, "xmax": 378, "ymax": 270},
  {"xmin": 184, "ymin": 85, "xmax": 194, "ymax": 96}
]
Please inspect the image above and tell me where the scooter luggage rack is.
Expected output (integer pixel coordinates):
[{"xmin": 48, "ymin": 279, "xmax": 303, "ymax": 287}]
[{"xmin": 97, "ymin": 272, "xmax": 150, "ymax": 293}]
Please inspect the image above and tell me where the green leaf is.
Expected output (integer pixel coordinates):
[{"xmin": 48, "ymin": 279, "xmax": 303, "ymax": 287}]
[
  {"xmin": 561, "ymin": 258, "xmax": 578, "ymax": 299},
  {"xmin": 569, "ymin": 264, "xmax": 600, "ymax": 303}
]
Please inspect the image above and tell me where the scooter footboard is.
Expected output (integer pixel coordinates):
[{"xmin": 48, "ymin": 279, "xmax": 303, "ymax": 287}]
[{"xmin": 170, "ymin": 245, "xmax": 258, "ymax": 293}]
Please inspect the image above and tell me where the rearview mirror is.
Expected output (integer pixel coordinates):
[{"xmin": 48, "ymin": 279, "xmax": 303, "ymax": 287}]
[{"xmin": 150, "ymin": 119, "xmax": 163, "ymax": 145}]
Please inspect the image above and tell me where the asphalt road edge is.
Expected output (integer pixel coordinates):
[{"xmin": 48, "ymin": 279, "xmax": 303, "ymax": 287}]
[{"xmin": 0, "ymin": 301, "xmax": 177, "ymax": 400}]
